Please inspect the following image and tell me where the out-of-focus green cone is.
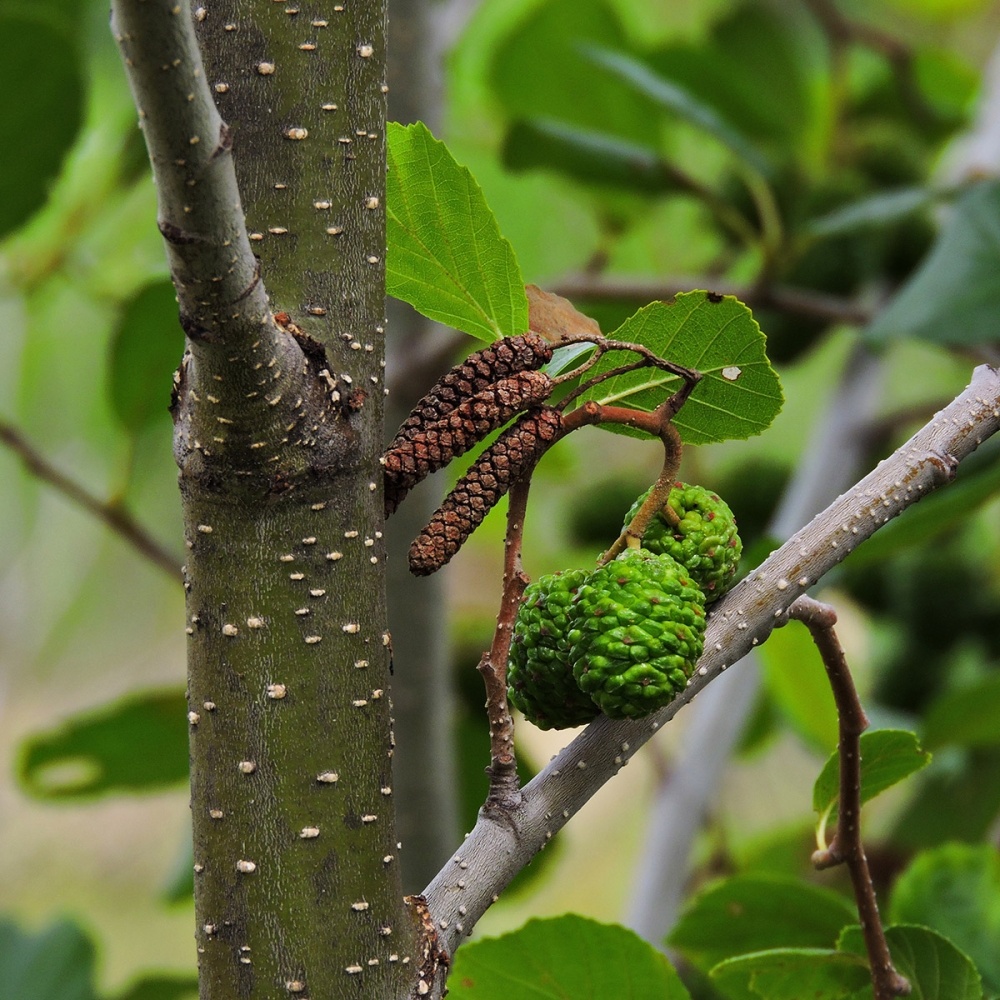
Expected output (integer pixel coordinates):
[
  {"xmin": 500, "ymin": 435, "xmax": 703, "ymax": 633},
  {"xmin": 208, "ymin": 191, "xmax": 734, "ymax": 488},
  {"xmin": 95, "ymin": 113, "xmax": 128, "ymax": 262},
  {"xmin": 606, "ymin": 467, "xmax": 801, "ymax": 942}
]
[
  {"xmin": 568, "ymin": 549, "xmax": 706, "ymax": 720},
  {"xmin": 623, "ymin": 483, "xmax": 742, "ymax": 601},
  {"xmin": 508, "ymin": 568, "xmax": 599, "ymax": 730}
]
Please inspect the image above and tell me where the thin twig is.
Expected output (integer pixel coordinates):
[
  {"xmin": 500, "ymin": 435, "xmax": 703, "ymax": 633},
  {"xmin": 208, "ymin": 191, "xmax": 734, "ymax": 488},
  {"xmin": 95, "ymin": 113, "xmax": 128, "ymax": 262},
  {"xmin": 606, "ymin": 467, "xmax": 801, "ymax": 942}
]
[
  {"xmin": 0, "ymin": 419, "xmax": 181, "ymax": 580},
  {"xmin": 789, "ymin": 596, "xmax": 910, "ymax": 999},
  {"xmin": 478, "ymin": 476, "xmax": 532, "ymax": 809}
]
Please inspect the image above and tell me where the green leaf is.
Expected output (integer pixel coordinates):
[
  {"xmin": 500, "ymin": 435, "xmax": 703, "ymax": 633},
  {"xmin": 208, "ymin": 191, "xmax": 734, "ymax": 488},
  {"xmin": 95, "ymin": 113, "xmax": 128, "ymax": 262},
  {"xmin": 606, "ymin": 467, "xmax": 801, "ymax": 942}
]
[
  {"xmin": 806, "ymin": 187, "xmax": 940, "ymax": 239},
  {"xmin": 503, "ymin": 119, "xmax": 685, "ymax": 195},
  {"xmin": 923, "ymin": 674, "xmax": 1000, "ymax": 750},
  {"xmin": 108, "ymin": 280, "xmax": 183, "ymax": 433},
  {"xmin": 812, "ymin": 730, "xmax": 931, "ymax": 824},
  {"xmin": 577, "ymin": 292, "xmax": 783, "ymax": 445},
  {"xmin": 710, "ymin": 949, "xmax": 871, "ymax": 1000},
  {"xmin": 0, "ymin": 919, "xmax": 97, "ymax": 1000},
  {"xmin": 386, "ymin": 121, "xmax": 527, "ymax": 343},
  {"xmin": 758, "ymin": 617, "xmax": 839, "ymax": 752},
  {"xmin": 867, "ymin": 179, "xmax": 1000, "ymax": 348},
  {"xmin": 486, "ymin": 0, "xmax": 660, "ymax": 143},
  {"xmin": 668, "ymin": 874, "xmax": 855, "ymax": 970},
  {"xmin": 581, "ymin": 46, "xmax": 770, "ymax": 175},
  {"xmin": 891, "ymin": 748, "xmax": 1000, "ymax": 850},
  {"xmin": 447, "ymin": 915, "xmax": 691, "ymax": 998},
  {"xmin": 839, "ymin": 925, "xmax": 983, "ymax": 1000},
  {"xmin": 111, "ymin": 976, "xmax": 199, "ymax": 1000},
  {"xmin": 644, "ymin": 4, "xmax": 824, "ymax": 153},
  {"xmin": 18, "ymin": 688, "xmax": 188, "ymax": 799},
  {"xmin": 891, "ymin": 844, "xmax": 1000, "ymax": 993},
  {"xmin": 0, "ymin": 15, "xmax": 85, "ymax": 238}
]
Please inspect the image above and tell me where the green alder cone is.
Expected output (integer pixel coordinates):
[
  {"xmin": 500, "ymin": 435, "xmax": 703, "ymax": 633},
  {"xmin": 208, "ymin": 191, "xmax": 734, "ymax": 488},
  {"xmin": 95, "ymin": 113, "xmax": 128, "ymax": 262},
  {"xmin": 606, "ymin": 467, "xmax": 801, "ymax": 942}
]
[
  {"xmin": 623, "ymin": 482, "xmax": 742, "ymax": 601},
  {"xmin": 508, "ymin": 568, "xmax": 599, "ymax": 730},
  {"xmin": 568, "ymin": 549, "xmax": 706, "ymax": 720}
]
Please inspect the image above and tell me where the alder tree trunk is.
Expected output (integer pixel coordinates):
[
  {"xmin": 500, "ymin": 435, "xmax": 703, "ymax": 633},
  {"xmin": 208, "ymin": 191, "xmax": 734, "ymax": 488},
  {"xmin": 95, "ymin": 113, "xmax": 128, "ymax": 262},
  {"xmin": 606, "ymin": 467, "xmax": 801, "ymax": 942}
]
[{"xmin": 113, "ymin": 1, "xmax": 423, "ymax": 996}]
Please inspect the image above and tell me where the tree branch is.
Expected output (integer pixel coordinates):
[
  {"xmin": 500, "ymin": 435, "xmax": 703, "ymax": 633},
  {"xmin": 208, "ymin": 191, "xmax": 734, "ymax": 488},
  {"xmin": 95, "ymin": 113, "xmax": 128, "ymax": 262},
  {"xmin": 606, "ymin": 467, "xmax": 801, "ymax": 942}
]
[
  {"xmin": 790, "ymin": 596, "xmax": 910, "ymax": 1000},
  {"xmin": 625, "ymin": 341, "xmax": 886, "ymax": 944},
  {"xmin": 423, "ymin": 363, "xmax": 1000, "ymax": 956},
  {"xmin": 0, "ymin": 419, "xmax": 180, "ymax": 579},
  {"xmin": 111, "ymin": 0, "xmax": 270, "ymax": 345}
]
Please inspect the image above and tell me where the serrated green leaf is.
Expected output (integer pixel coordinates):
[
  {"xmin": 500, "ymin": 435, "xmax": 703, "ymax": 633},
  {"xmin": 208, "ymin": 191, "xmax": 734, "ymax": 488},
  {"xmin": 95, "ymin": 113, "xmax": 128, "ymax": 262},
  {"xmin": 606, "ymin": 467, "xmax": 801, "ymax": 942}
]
[
  {"xmin": 577, "ymin": 292, "xmax": 783, "ymax": 445},
  {"xmin": 581, "ymin": 46, "xmax": 770, "ymax": 175},
  {"xmin": 18, "ymin": 688, "xmax": 188, "ymax": 799},
  {"xmin": 668, "ymin": 874, "xmax": 855, "ymax": 970},
  {"xmin": 710, "ymin": 948, "xmax": 871, "ymax": 1000},
  {"xmin": 891, "ymin": 844, "xmax": 1000, "ymax": 993},
  {"xmin": 0, "ymin": 919, "xmax": 97, "ymax": 1000},
  {"xmin": 867, "ymin": 179, "xmax": 1000, "ymax": 348},
  {"xmin": 503, "ymin": 118, "xmax": 684, "ymax": 194},
  {"xmin": 108, "ymin": 280, "xmax": 183, "ymax": 433},
  {"xmin": 386, "ymin": 121, "xmax": 527, "ymax": 343},
  {"xmin": 0, "ymin": 15, "xmax": 85, "ymax": 238},
  {"xmin": 447, "ymin": 915, "xmax": 691, "ymax": 998},
  {"xmin": 922, "ymin": 674, "xmax": 1000, "ymax": 750},
  {"xmin": 812, "ymin": 730, "xmax": 931, "ymax": 828},
  {"xmin": 839, "ymin": 925, "xmax": 982, "ymax": 1000}
]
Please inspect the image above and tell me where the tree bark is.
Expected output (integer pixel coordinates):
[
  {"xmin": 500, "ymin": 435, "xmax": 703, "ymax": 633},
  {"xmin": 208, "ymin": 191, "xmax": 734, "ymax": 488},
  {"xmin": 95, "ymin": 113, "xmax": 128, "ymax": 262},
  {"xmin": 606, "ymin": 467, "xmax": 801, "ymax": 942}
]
[{"xmin": 112, "ymin": 1, "xmax": 420, "ymax": 995}]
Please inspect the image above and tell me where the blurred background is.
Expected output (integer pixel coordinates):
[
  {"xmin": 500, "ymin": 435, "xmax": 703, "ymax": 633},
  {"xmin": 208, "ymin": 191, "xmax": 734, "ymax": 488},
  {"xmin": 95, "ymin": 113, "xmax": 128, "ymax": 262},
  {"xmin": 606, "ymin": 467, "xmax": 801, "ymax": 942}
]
[{"xmin": 2, "ymin": 0, "xmax": 1000, "ymax": 996}]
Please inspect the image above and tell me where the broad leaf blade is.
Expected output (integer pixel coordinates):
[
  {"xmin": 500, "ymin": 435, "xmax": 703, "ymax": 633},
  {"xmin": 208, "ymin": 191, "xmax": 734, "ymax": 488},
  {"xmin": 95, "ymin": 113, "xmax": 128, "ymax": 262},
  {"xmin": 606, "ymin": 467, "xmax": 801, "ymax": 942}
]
[
  {"xmin": 710, "ymin": 949, "xmax": 871, "ymax": 1000},
  {"xmin": 758, "ymin": 618, "xmax": 839, "ymax": 752},
  {"xmin": 867, "ymin": 179, "xmax": 1000, "ymax": 348},
  {"xmin": 668, "ymin": 874, "xmax": 855, "ymax": 970},
  {"xmin": 890, "ymin": 844, "xmax": 1000, "ymax": 993},
  {"xmin": 18, "ymin": 688, "xmax": 188, "ymax": 799},
  {"xmin": 108, "ymin": 280, "xmax": 184, "ymax": 433},
  {"xmin": 387, "ymin": 121, "xmax": 527, "ymax": 343},
  {"xmin": 812, "ymin": 730, "xmax": 931, "ymax": 818},
  {"xmin": 0, "ymin": 15, "xmax": 85, "ymax": 238},
  {"xmin": 448, "ymin": 915, "xmax": 691, "ymax": 998},
  {"xmin": 839, "ymin": 925, "xmax": 983, "ymax": 1000},
  {"xmin": 922, "ymin": 674, "xmax": 1000, "ymax": 750},
  {"xmin": 577, "ymin": 292, "xmax": 783, "ymax": 445},
  {"xmin": 581, "ymin": 45, "xmax": 770, "ymax": 175},
  {"xmin": 112, "ymin": 976, "xmax": 199, "ymax": 1000},
  {"xmin": 0, "ymin": 919, "xmax": 97, "ymax": 1000}
]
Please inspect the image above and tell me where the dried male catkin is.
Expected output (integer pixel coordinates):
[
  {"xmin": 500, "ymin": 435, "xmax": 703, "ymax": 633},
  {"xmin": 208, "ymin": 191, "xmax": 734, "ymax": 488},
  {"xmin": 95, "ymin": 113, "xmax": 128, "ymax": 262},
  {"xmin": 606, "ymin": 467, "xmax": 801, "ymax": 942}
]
[
  {"xmin": 408, "ymin": 406, "xmax": 563, "ymax": 575},
  {"xmin": 383, "ymin": 370, "xmax": 553, "ymax": 516},
  {"xmin": 386, "ymin": 333, "xmax": 553, "ymax": 453}
]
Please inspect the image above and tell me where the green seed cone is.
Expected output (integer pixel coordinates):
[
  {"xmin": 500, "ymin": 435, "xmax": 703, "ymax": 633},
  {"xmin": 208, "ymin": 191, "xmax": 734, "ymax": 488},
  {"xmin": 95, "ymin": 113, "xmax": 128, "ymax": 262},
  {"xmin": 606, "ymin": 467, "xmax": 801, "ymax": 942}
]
[
  {"xmin": 568, "ymin": 549, "xmax": 706, "ymax": 719},
  {"xmin": 508, "ymin": 568, "xmax": 599, "ymax": 730},
  {"xmin": 623, "ymin": 482, "xmax": 742, "ymax": 600}
]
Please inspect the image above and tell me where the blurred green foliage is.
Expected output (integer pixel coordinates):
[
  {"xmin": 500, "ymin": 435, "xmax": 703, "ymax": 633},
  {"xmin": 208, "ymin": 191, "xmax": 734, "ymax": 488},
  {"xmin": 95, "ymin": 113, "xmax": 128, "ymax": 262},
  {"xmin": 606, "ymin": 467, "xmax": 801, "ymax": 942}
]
[{"xmin": 4, "ymin": 0, "xmax": 1000, "ymax": 995}]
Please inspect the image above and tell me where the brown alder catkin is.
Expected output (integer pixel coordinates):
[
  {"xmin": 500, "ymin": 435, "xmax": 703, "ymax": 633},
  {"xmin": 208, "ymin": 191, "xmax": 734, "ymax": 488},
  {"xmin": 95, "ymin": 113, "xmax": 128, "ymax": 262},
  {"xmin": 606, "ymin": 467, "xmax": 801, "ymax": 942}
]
[
  {"xmin": 383, "ymin": 370, "xmax": 553, "ymax": 516},
  {"xmin": 408, "ymin": 406, "xmax": 563, "ymax": 575},
  {"xmin": 386, "ymin": 333, "xmax": 553, "ymax": 454}
]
